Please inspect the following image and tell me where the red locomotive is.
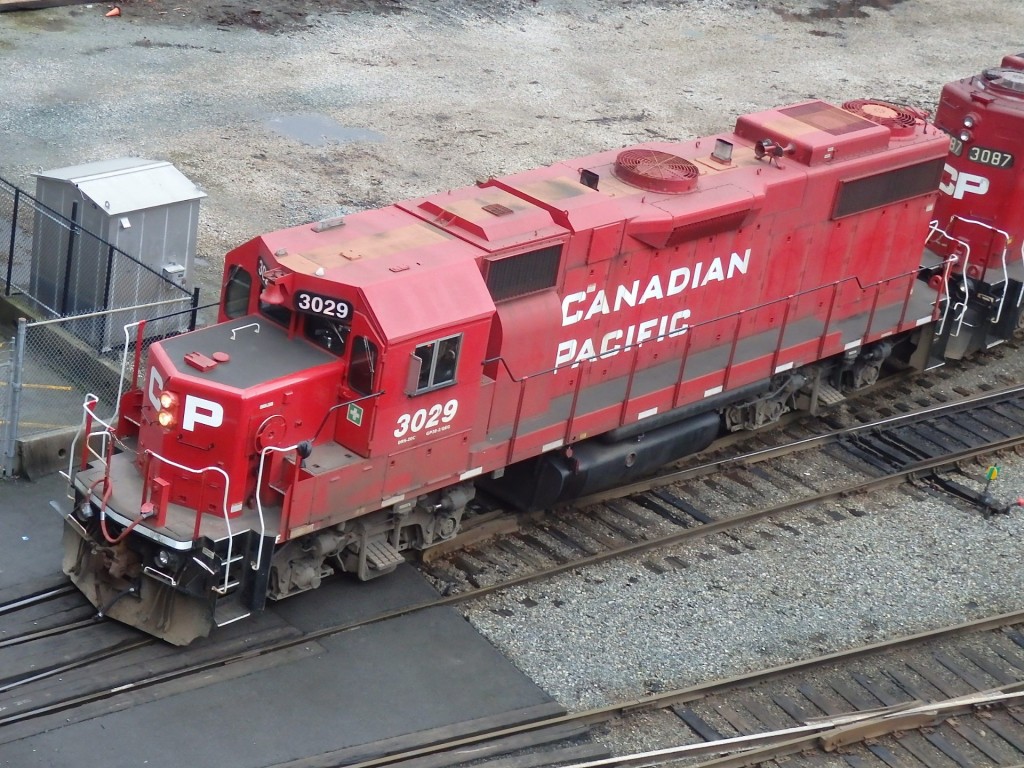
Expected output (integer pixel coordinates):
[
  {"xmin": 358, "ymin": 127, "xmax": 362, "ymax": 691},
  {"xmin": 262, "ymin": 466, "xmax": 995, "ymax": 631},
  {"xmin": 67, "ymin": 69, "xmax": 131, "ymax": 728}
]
[{"xmin": 62, "ymin": 55, "xmax": 1024, "ymax": 644}]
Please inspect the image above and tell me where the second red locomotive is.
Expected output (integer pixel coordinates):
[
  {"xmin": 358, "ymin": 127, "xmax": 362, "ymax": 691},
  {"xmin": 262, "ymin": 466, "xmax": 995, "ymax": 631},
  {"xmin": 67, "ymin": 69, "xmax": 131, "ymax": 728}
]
[{"xmin": 62, "ymin": 54, "xmax": 1024, "ymax": 644}]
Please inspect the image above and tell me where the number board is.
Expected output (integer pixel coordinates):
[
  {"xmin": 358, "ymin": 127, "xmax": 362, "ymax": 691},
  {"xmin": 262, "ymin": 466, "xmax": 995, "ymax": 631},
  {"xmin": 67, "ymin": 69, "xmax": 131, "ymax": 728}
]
[
  {"xmin": 966, "ymin": 145, "xmax": 1014, "ymax": 169},
  {"xmin": 294, "ymin": 290, "xmax": 353, "ymax": 320}
]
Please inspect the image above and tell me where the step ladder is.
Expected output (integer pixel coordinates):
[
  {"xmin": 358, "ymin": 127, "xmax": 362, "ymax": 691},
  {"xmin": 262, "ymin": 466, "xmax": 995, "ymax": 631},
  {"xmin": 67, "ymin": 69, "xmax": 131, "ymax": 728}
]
[
  {"xmin": 364, "ymin": 538, "xmax": 405, "ymax": 572},
  {"xmin": 816, "ymin": 382, "xmax": 846, "ymax": 406},
  {"xmin": 214, "ymin": 596, "xmax": 251, "ymax": 628}
]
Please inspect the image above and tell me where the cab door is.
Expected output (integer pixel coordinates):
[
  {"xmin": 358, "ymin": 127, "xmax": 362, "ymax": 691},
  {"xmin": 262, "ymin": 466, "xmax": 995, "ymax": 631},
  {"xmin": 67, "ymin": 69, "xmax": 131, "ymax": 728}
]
[
  {"xmin": 332, "ymin": 332, "xmax": 381, "ymax": 457},
  {"xmin": 379, "ymin": 328, "xmax": 482, "ymax": 498}
]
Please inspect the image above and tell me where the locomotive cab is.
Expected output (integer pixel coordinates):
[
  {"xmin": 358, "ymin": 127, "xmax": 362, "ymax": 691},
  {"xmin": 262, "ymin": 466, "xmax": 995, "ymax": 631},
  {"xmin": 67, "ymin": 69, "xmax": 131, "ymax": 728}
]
[{"xmin": 926, "ymin": 53, "xmax": 1024, "ymax": 358}]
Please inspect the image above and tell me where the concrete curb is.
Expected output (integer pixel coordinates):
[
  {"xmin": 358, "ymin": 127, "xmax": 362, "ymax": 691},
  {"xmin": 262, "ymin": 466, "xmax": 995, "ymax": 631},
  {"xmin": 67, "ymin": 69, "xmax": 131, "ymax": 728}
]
[{"xmin": 17, "ymin": 426, "xmax": 81, "ymax": 480}]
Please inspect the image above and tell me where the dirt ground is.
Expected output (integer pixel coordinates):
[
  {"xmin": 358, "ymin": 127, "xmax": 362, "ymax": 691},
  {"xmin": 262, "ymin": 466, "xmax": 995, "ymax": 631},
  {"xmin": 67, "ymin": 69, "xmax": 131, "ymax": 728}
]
[
  {"xmin": 100, "ymin": 0, "xmax": 907, "ymax": 34},
  {"xmin": 2, "ymin": 0, "xmax": 1022, "ymax": 312},
  {"xmin": 101, "ymin": 0, "xmax": 404, "ymax": 32}
]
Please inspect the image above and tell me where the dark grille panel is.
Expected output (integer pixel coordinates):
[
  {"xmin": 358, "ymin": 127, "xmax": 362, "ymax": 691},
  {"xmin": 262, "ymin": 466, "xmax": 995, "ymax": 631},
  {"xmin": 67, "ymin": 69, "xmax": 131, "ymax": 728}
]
[
  {"xmin": 832, "ymin": 158, "xmax": 944, "ymax": 219},
  {"xmin": 485, "ymin": 244, "xmax": 562, "ymax": 302}
]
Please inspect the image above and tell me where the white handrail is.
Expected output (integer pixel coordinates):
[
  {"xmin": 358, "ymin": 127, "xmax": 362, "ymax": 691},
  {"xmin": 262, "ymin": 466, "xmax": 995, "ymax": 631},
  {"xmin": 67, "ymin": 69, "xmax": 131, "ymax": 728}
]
[
  {"xmin": 65, "ymin": 394, "xmax": 117, "ymax": 483},
  {"xmin": 949, "ymin": 215, "xmax": 1012, "ymax": 325},
  {"xmin": 927, "ymin": 220, "xmax": 969, "ymax": 337},
  {"xmin": 141, "ymin": 450, "xmax": 235, "ymax": 594},
  {"xmin": 254, "ymin": 436, "xmax": 308, "ymax": 573}
]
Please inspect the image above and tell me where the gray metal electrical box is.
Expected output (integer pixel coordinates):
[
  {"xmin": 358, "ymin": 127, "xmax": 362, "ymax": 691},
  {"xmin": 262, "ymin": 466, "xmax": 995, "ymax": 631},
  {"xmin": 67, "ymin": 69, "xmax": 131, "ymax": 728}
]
[{"xmin": 30, "ymin": 157, "xmax": 206, "ymax": 348}]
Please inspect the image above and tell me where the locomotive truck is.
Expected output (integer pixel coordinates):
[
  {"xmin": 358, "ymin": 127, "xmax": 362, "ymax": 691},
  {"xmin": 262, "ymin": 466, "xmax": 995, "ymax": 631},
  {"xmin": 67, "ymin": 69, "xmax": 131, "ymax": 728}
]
[{"xmin": 62, "ymin": 54, "xmax": 1024, "ymax": 644}]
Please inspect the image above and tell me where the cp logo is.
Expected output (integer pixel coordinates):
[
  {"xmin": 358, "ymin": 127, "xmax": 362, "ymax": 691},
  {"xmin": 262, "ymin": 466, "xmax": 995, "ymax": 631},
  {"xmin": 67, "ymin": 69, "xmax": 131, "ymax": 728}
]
[
  {"xmin": 939, "ymin": 164, "xmax": 989, "ymax": 200},
  {"xmin": 147, "ymin": 368, "xmax": 224, "ymax": 432}
]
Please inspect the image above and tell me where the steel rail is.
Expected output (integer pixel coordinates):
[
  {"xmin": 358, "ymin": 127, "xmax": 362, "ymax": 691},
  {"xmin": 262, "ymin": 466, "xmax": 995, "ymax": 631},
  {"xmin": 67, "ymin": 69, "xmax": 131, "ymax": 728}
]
[
  {"xmin": 681, "ymin": 687, "xmax": 1024, "ymax": 768},
  {"xmin": 5, "ymin": 408, "xmax": 1024, "ymax": 728},
  {"xmin": 543, "ymin": 688, "xmax": 1024, "ymax": 768},
  {"xmin": 0, "ymin": 582, "xmax": 77, "ymax": 616},
  {"xmin": 0, "ymin": 637, "xmax": 154, "ymax": 695},
  {"xmin": 275, "ymin": 610, "xmax": 1024, "ymax": 768},
  {"xmin": 0, "ymin": 618, "xmax": 104, "ymax": 649},
  {"xmin": 428, "ymin": 374, "xmax": 1024, "ymax": 560}
]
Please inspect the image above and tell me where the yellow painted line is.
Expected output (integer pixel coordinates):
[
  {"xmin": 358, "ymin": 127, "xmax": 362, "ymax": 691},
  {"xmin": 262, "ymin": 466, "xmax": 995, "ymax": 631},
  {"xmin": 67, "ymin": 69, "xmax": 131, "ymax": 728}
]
[
  {"xmin": 0, "ymin": 381, "xmax": 75, "ymax": 391},
  {"xmin": 0, "ymin": 421, "xmax": 76, "ymax": 429}
]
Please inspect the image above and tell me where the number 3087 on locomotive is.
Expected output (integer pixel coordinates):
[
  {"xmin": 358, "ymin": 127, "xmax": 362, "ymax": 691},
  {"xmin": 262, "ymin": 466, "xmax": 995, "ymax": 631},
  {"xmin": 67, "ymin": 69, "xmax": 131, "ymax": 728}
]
[{"xmin": 61, "ymin": 54, "xmax": 1024, "ymax": 644}]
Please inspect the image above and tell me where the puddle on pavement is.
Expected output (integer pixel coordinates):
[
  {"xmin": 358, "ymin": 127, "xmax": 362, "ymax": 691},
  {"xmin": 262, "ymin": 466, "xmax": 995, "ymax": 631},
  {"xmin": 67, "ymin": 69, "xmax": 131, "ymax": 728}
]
[
  {"xmin": 776, "ymin": 0, "xmax": 908, "ymax": 21},
  {"xmin": 265, "ymin": 113, "xmax": 386, "ymax": 146}
]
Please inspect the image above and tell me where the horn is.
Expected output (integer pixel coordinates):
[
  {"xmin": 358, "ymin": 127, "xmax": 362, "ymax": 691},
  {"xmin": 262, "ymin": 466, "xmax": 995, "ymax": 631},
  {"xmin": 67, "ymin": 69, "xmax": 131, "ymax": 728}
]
[{"xmin": 260, "ymin": 280, "xmax": 287, "ymax": 306}]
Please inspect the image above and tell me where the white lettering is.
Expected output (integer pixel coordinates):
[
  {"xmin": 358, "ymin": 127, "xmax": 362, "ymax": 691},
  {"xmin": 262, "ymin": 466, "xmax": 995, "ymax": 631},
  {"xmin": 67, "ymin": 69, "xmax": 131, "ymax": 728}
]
[
  {"xmin": 615, "ymin": 281, "xmax": 640, "ymax": 310},
  {"xmin": 555, "ymin": 339, "xmax": 577, "ymax": 367},
  {"xmin": 639, "ymin": 275, "xmax": 664, "ymax": 304},
  {"xmin": 669, "ymin": 309, "xmax": 691, "ymax": 336},
  {"xmin": 559, "ymin": 249, "xmax": 751, "ymax": 331},
  {"xmin": 939, "ymin": 164, "xmax": 990, "ymax": 200},
  {"xmin": 584, "ymin": 290, "xmax": 609, "ymax": 321},
  {"xmin": 728, "ymin": 248, "xmax": 751, "ymax": 278},
  {"xmin": 701, "ymin": 256, "xmax": 725, "ymax": 286},
  {"xmin": 636, "ymin": 317, "xmax": 659, "ymax": 344},
  {"xmin": 577, "ymin": 337, "xmax": 597, "ymax": 361},
  {"xmin": 182, "ymin": 395, "xmax": 225, "ymax": 432},
  {"xmin": 147, "ymin": 368, "xmax": 164, "ymax": 411},
  {"xmin": 557, "ymin": 309, "xmax": 693, "ymax": 368},
  {"xmin": 554, "ymin": 247, "xmax": 750, "ymax": 367},
  {"xmin": 599, "ymin": 329, "xmax": 623, "ymax": 358},
  {"xmin": 561, "ymin": 291, "xmax": 587, "ymax": 326},
  {"xmin": 393, "ymin": 399, "xmax": 459, "ymax": 439},
  {"xmin": 667, "ymin": 266, "xmax": 690, "ymax": 295}
]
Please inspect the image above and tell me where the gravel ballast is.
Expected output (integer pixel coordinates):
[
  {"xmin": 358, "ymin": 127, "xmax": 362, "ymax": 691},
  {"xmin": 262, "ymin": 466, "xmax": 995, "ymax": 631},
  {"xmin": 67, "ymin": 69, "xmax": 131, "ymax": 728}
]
[{"xmin": 462, "ymin": 467, "xmax": 1024, "ymax": 760}]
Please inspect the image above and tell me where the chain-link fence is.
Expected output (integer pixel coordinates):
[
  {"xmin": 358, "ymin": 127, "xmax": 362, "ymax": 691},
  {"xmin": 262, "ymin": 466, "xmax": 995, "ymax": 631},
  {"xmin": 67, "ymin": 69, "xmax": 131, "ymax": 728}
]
[
  {"xmin": 0, "ymin": 306, "xmax": 191, "ymax": 476},
  {"xmin": 2, "ymin": 175, "xmax": 199, "ymax": 352}
]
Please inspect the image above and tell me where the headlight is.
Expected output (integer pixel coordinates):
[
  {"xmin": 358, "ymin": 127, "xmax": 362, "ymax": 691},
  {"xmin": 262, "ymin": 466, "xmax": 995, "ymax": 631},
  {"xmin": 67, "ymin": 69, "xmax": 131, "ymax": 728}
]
[
  {"xmin": 157, "ymin": 390, "xmax": 179, "ymax": 428},
  {"xmin": 155, "ymin": 550, "xmax": 177, "ymax": 569}
]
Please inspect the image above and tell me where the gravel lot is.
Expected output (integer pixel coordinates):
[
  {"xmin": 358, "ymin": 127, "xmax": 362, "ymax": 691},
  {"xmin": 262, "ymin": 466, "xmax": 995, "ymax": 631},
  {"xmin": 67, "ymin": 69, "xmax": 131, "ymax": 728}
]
[
  {"xmin": 2, "ymin": 0, "xmax": 1023, "ymax": 308},
  {"xmin": 3, "ymin": 0, "xmax": 1024, "ymax": 757}
]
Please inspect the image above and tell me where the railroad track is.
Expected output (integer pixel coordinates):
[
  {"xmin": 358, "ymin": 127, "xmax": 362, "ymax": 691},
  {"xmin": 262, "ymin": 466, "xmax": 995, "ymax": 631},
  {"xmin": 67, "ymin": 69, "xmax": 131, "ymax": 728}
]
[
  {"xmin": 5, "ymin": 384, "xmax": 1022, "ymax": 741},
  {"xmin": 259, "ymin": 612, "xmax": 1024, "ymax": 768},
  {"xmin": 418, "ymin": 383, "xmax": 1024, "ymax": 593},
  {"xmin": 3, "ymin": 364, "xmax": 1021, "ymax": 753},
  {"xmin": 0, "ymin": 578, "xmax": 96, "ymax": 646},
  {"xmin": 0, "ymin": 580, "xmax": 77, "ymax": 617}
]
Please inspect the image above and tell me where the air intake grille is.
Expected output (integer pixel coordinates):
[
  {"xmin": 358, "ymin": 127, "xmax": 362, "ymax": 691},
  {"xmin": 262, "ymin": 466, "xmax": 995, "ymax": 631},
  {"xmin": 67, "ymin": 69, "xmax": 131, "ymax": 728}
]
[
  {"xmin": 613, "ymin": 149, "xmax": 699, "ymax": 193},
  {"xmin": 842, "ymin": 99, "xmax": 920, "ymax": 137}
]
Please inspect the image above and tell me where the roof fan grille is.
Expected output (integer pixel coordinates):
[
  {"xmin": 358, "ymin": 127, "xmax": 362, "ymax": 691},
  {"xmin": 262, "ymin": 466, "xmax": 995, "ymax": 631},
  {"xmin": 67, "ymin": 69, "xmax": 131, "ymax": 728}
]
[
  {"xmin": 842, "ymin": 99, "xmax": 919, "ymax": 137},
  {"xmin": 613, "ymin": 149, "xmax": 699, "ymax": 193}
]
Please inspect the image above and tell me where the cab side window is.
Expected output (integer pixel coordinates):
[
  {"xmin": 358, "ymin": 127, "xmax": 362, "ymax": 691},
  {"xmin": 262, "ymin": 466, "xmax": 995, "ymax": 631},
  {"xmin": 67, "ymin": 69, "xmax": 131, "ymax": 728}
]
[
  {"xmin": 349, "ymin": 336, "xmax": 378, "ymax": 395},
  {"xmin": 223, "ymin": 265, "xmax": 252, "ymax": 319},
  {"xmin": 408, "ymin": 334, "xmax": 461, "ymax": 395}
]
